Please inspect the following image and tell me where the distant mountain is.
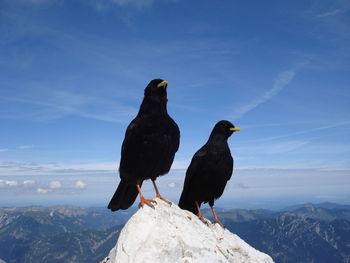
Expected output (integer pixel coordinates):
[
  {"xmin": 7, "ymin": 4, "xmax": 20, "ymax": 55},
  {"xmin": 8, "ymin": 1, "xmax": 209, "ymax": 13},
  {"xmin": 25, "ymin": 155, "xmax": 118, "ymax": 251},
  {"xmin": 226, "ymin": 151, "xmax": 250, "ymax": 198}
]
[
  {"xmin": 0, "ymin": 206, "xmax": 131, "ymax": 230},
  {"xmin": 0, "ymin": 206, "xmax": 126, "ymax": 263},
  {"xmin": 200, "ymin": 204, "xmax": 350, "ymax": 263},
  {"xmin": 211, "ymin": 206, "xmax": 350, "ymax": 263},
  {"xmin": 24, "ymin": 227, "xmax": 119, "ymax": 263},
  {"xmin": 1, "ymin": 204, "xmax": 350, "ymax": 263},
  {"xmin": 224, "ymin": 216, "xmax": 350, "ymax": 263},
  {"xmin": 284, "ymin": 202, "xmax": 350, "ymax": 211},
  {"xmin": 203, "ymin": 208, "xmax": 279, "ymax": 222}
]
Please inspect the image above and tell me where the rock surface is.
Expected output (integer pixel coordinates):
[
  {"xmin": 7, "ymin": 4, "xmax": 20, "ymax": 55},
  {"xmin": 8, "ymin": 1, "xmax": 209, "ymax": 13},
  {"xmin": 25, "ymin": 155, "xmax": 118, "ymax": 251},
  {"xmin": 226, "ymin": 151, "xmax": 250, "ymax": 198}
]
[{"xmin": 103, "ymin": 198, "xmax": 274, "ymax": 263}]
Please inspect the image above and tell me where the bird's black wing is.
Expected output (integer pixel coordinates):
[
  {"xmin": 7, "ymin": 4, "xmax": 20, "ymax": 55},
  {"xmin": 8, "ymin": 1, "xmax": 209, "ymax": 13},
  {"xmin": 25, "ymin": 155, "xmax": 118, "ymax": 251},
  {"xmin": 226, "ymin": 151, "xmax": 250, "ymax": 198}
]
[
  {"xmin": 221, "ymin": 152, "xmax": 234, "ymax": 181},
  {"xmin": 184, "ymin": 146, "xmax": 208, "ymax": 185},
  {"xmin": 118, "ymin": 117, "xmax": 152, "ymax": 180},
  {"xmin": 211, "ymin": 150, "xmax": 233, "ymax": 200},
  {"xmin": 178, "ymin": 145, "xmax": 208, "ymax": 213},
  {"xmin": 159, "ymin": 117, "xmax": 180, "ymax": 172},
  {"xmin": 169, "ymin": 118, "xmax": 180, "ymax": 153}
]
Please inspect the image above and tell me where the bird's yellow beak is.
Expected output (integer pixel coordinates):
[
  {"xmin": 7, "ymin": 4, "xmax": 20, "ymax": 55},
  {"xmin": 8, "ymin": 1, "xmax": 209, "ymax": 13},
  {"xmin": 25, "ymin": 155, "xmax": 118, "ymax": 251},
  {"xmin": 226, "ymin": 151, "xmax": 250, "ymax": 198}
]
[
  {"xmin": 157, "ymin": 80, "xmax": 168, "ymax": 88},
  {"xmin": 230, "ymin": 127, "xmax": 241, "ymax": 132}
]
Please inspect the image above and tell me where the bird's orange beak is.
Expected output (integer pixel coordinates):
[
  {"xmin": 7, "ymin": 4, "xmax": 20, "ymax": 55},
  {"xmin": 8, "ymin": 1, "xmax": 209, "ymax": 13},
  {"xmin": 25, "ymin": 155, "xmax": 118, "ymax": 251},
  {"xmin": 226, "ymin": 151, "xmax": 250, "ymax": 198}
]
[{"xmin": 230, "ymin": 127, "xmax": 241, "ymax": 132}]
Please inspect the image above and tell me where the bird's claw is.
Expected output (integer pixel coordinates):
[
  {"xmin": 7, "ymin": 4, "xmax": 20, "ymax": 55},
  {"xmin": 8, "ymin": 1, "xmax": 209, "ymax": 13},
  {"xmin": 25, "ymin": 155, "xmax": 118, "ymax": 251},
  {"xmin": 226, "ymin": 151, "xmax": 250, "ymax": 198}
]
[
  {"xmin": 138, "ymin": 202, "xmax": 156, "ymax": 209},
  {"xmin": 138, "ymin": 197, "xmax": 157, "ymax": 209},
  {"xmin": 156, "ymin": 195, "xmax": 172, "ymax": 206},
  {"xmin": 198, "ymin": 215, "xmax": 209, "ymax": 226},
  {"xmin": 212, "ymin": 219, "xmax": 225, "ymax": 228},
  {"xmin": 201, "ymin": 219, "xmax": 210, "ymax": 226}
]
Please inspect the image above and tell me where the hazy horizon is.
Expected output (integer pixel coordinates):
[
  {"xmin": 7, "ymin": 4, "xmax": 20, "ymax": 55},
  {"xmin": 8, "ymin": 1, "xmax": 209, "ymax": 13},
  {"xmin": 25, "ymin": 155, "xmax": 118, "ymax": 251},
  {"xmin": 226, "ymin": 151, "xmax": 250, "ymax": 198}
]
[{"xmin": 1, "ymin": 168, "xmax": 349, "ymax": 210}]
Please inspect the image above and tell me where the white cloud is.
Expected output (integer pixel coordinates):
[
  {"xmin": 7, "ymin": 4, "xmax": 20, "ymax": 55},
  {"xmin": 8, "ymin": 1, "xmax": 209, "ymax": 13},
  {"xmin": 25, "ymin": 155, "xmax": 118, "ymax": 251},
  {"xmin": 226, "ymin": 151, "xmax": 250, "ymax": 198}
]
[
  {"xmin": 0, "ymin": 161, "xmax": 117, "ymax": 176},
  {"xmin": 264, "ymin": 140, "xmax": 309, "ymax": 154},
  {"xmin": 167, "ymin": 182, "xmax": 176, "ymax": 188},
  {"xmin": 0, "ymin": 90, "xmax": 136, "ymax": 123},
  {"xmin": 8, "ymin": 0, "xmax": 156, "ymax": 10},
  {"xmin": 235, "ymin": 139, "xmax": 310, "ymax": 157},
  {"xmin": 235, "ymin": 183, "xmax": 249, "ymax": 189},
  {"xmin": 232, "ymin": 70, "xmax": 295, "ymax": 120},
  {"xmin": 36, "ymin": 187, "xmax": 52, "ymax": 194},
  {"xmin": 23, "ymin": 180, "xmax": 36, "ymax": 188},
  {"xmin": 6, "ymin": 180, "xmax": 18, "ymax": 187},
  {"xmin": 0, "ymin": 145, "xmax": 33, "ymax": 152},
  {"xmin": 87, "ymin": 0, "xmax": 155, "ymax": 11},
  {"xmin": 111, "ymin": 0, "xmax": 154, "ymax": 8},
  {"xmin": 316, "ymin": 8, "xmax": 343, "ymax": 18},
  {"xmin": 18, "ymin": 145, "xmax": 34, "ymax": 149},
  {"xmin": 4, "ymin": 0, "xmax": 50, "ymax": 4},
  {"xmin": 0, "ymin": 180, "xmax": 18, "ymax": 188},
  {"xmin": 75, "ymin": 180, "xmax": 87, "ymax": 189},
  {"xmin": 49, "ymin": 180, "xmax": 62, "ymax": 189},
  {"xmin": 250, "ymin": 121, "xmax": 350, "ymax": 143}
]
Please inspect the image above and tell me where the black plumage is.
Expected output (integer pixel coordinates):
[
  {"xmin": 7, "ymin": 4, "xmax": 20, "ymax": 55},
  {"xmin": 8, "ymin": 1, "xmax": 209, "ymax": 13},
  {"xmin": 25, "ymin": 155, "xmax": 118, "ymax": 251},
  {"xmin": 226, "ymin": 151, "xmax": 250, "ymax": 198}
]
[
  {"xmin": 178, "ymin": 120, "xmax": 240, "ymax": 225},
  {"xmin": 108, "ymin": 79, "xmax": 180, "ymax": 211}
]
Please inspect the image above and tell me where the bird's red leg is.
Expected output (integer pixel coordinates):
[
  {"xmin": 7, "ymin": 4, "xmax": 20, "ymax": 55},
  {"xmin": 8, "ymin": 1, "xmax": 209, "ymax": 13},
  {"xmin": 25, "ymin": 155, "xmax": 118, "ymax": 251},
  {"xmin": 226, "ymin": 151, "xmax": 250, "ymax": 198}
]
[
  {"xmin": 196, "ymin": 201, "xmax": 208, "ymax": 225},
  {"xmin": 137, "ymin": 184, "xmax": 156, "ymax": 208},
  {"xmin": 211, "ymin": 206, "xmax": 224, "ymax": 228},
  {"xmin": 151, "ymin": 180, "xmax": 172, "ymax": 205}
]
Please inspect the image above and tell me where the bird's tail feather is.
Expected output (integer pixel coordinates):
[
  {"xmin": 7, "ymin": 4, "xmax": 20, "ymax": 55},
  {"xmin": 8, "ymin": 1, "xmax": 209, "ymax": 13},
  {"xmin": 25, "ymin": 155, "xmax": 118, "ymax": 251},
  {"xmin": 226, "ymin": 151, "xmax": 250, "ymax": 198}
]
[
  {"xmin": 108, "ymin": 179, "xmax": 140, "ymax": 211},
  {"xmin": 178, "ymin": 190, "xmax": 197, "ymax": 215}
]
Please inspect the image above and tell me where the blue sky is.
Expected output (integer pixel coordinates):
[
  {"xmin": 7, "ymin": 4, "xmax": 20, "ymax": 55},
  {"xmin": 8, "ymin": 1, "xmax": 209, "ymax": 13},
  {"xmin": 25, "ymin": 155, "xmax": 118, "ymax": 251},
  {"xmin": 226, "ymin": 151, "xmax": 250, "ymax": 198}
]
[{"xmin": 0, "ymin": 0, "xmax": 349, "ymax": 209}]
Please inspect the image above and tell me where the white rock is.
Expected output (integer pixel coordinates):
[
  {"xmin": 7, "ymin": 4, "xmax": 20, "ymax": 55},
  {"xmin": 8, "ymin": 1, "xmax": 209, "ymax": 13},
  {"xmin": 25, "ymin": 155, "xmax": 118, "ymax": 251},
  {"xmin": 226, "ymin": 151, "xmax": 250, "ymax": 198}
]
[{"xmin": 103, "ymin": 198, "xmax": 274, "ymax": 263}]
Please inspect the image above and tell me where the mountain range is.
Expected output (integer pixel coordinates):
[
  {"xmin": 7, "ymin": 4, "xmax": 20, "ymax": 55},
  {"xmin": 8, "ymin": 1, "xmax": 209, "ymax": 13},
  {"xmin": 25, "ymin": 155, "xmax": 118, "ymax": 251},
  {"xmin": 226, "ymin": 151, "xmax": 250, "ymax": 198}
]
[{"xmin": 0, "ymin": 202, "xmax": 349, "ymax": 263}]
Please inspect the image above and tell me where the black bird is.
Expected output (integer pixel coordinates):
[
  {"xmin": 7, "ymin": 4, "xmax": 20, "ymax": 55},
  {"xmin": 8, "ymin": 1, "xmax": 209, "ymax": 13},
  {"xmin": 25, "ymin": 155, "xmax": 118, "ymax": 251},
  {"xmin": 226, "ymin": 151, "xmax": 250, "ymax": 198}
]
[
  {"xmin": 108, "ymin": 79, "xmax": 180, "ymax": 211},
  {"xmin": 178, "ymin": 120, "xmax": 240, "ymax": 226}
]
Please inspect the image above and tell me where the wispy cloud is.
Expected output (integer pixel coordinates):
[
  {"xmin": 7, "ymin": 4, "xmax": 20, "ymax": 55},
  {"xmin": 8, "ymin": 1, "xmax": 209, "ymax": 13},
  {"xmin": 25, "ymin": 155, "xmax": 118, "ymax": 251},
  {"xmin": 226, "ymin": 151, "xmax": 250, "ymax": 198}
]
[
  {"xmin": 315, "ymin": 0, "xmax": 350, "ymax": 19},
  {"xmin": 236, "ymin": 140, "xmax": 309, "ymax": 155},
  {"xmin": 3, "ymin": 0, "xmax": 57, "ymax": 5},
  {"xmin": 75, "ymin": 180, "xmax": 87, "ymax": 189},
  {"xmin": 7, "ymin": 0, "xmax": 158, "ymax": 10},
  {"xmin": 0, "ymin": 179, "xmax": 18, "ymax": 188},
  {"xmin": 23, "ymin": 180, "xmax": 36, "ymax": 188},
  {"xmin": 111, "ymin": 0, "xmax": 154, "ymax": 8},
  {"xmin": 0, "ymin": 178, "xmax": 87, "ymax": 195},
  {"xmin": 316, "ymin": 8, "xmax": 344, "ymax": 18},
  {"xmin": 36, "ymin": 187, "xmax": 51, "ymax": 194},
  {"xmin": 235, "ymin": 183, "xmax": 249, "ymax": 189},
  {"xmin": 35, "ymin": 180, "xmax": 87, "ymax": 194},
  {"xmin": 231, "ymin": 70, "xmax": 296, "ymax": 120},
  {"xmin": 0, "ymin": 161, "xmax": 117, "ymax": 176},
  {"xmin": 34, "ymin": 180, "xmax": 87, "ymax": 193},
  {"xmin": 18, "ymin": 145, "xmax": 34, "ymax": 149},
  {"xmin": 86, "ymin": 0, "xmax": 155, "ymax": 12},
  {"xmin": 49, "ymin": 180, "xmax": 62, "ymax": 189},
  {"xmin": 0, "ymin": 145, "xmax": 34, "ymax": 152},
  {"xmin": 264, "ymin": 140, "xmax": 309, "ymax": 154},
  {"xmin": 247, "ymin": 121, "xmax": 350, "ymax": 143},
  {"xmin": 167, "ymin": 182, "xmax": 176, "ymax": 188},
  {"xmin": 0, "ymin": 179, "xmax": 37, "ymax": 189},
  {"xmin": 0, "ymin": 90, "xmax": 137, "ymax": 123}
]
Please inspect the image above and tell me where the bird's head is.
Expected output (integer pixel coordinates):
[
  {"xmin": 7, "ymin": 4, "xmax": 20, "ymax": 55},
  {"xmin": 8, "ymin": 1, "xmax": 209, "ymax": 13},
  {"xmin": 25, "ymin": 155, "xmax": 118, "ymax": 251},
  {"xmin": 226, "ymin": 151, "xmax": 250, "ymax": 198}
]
[
  {"xmin": 212, "ymin": 120, "xmax": 240, "ymax": 138},
  {"xmin": 144, "ymin": 79, "xmax": 168, "ymax": 97}
]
